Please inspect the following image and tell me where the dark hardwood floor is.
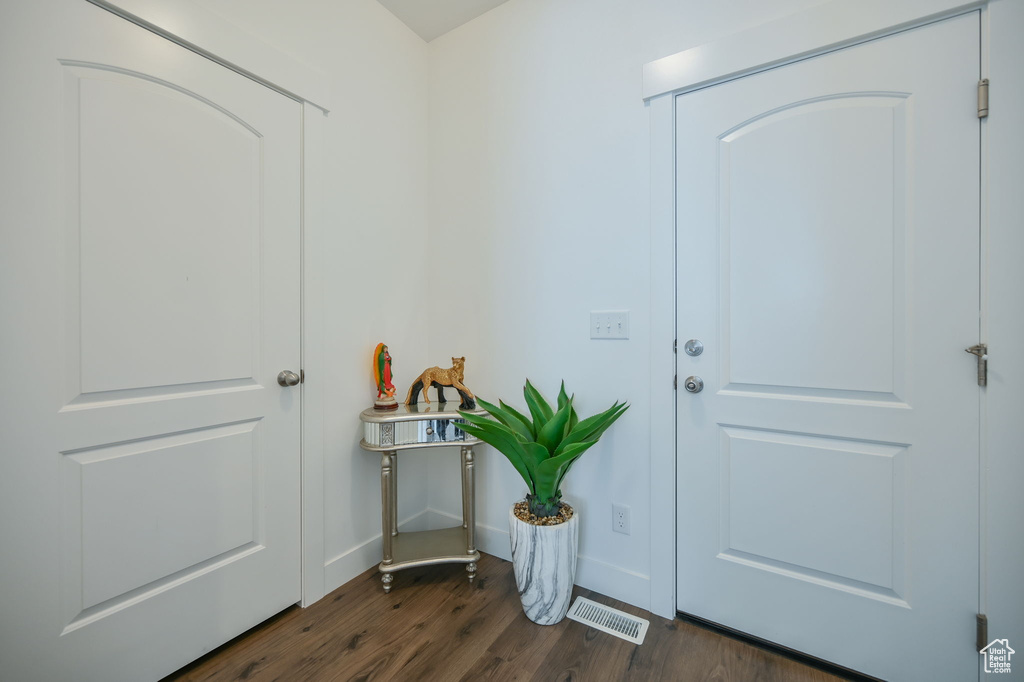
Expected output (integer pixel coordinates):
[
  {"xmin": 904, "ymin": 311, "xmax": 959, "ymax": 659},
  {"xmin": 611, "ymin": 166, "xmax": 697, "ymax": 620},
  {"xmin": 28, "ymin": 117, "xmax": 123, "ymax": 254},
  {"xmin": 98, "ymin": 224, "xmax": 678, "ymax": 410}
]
[{"xmin": 163, "ymin": 553, "xmax": 845, "ymax": 682}]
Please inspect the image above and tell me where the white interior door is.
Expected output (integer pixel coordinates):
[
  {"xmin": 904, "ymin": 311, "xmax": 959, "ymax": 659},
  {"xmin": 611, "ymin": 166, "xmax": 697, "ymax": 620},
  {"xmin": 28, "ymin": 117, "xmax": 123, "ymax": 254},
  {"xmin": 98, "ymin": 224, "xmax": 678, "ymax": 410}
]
[
  {"xmin": 675, "ymin": 14, "xmax": 981, "ymax": 681},
  {"xmin": 0, "ymin": 2, "xmax": 301, "ymax": 680}
]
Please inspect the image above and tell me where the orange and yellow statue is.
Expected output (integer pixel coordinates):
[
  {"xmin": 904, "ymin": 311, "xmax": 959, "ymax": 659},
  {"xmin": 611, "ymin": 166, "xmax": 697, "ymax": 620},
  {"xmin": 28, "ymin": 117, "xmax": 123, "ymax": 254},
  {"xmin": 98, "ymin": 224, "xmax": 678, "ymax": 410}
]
[{"xmin": 372, "ymin": 343, "xmax": 398, "ymax": 410}]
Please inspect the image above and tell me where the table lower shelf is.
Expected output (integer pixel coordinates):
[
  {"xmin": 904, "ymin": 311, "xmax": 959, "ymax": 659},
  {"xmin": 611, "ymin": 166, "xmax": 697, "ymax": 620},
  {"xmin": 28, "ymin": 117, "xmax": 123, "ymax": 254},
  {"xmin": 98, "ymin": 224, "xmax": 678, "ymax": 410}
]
[{"xmin": 379, "ymin": 526, "xmax": 479, "ymax": 573}]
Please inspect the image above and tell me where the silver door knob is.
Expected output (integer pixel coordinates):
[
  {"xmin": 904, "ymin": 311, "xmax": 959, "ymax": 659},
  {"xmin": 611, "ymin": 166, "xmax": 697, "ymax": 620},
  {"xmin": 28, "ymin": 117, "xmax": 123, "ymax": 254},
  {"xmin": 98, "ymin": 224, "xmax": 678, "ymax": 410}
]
[
  {"xmin": 683, "ymin": 376, "xmax": 703, "ymax": 393},
  {"xmin": 277, "ymin": 370, "xmax": 300, "ymax": 387}
]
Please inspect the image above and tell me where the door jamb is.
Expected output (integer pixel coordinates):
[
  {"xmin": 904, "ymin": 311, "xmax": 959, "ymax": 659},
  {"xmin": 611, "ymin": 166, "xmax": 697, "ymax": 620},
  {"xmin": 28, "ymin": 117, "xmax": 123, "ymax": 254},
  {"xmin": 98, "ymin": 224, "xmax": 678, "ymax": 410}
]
[{"xmin": 645, "ymin": 0, "xmax": 993, "ymax": 621}]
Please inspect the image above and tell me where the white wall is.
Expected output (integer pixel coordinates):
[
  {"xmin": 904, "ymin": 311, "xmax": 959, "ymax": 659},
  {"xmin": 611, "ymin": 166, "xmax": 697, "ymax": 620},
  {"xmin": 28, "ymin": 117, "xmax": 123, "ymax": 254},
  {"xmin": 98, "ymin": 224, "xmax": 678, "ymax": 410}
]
[
  {"xmin": 197, "ymin": 0, "xmax": 435, "ymax": 592},
  {"xmin": 196, "ymin": 0, "xmax": 1023, "ymax": 633},
  {"xmin": 426, "ymin": 0, "xmax": 825, "ymax": 608}
]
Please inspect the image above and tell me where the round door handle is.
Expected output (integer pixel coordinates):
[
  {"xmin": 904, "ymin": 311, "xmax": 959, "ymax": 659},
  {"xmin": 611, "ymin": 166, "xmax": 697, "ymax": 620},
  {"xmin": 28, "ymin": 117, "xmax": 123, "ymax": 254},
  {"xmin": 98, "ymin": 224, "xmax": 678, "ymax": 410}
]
[
  {"xmin": 277, "ymin": 370, "xmax": 300, "ymax": 387},
  {"xmin": 683, "ymin": 376, "xmax": 704, "ymax": 393}
]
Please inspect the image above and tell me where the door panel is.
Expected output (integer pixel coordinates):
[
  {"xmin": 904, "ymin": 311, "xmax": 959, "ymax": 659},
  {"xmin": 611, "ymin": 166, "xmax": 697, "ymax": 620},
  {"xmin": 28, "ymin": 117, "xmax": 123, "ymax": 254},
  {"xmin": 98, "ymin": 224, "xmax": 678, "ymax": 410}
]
[
  {"xmin": 722, "ymin": 96, "xmax": 904, "ymax": 395},
  {"xmin": 63, "ymin": 420, "xmax": 260, "ymax": 617},
  {"xmin": 0, "ymin": 2, "xmax": 300, "ymax": 680},
  {"xmin": 721, "ymin": 427, "xmax": 904, "ymax": 593},
  {"xmin": 71, "ymin": 64, "xmax": 261, "ymax": 394},
  {"xmin": 676, "ymin": 14, "xmax": 980, "ymax": 681}
]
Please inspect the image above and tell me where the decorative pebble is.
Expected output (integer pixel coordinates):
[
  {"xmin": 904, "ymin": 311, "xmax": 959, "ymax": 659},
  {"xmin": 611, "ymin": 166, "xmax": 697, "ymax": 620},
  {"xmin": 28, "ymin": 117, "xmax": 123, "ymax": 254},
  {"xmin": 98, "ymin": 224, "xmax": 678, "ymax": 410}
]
[{"xmin": 513, "ymin": 500, "xmax": 574, "ymax": 526}]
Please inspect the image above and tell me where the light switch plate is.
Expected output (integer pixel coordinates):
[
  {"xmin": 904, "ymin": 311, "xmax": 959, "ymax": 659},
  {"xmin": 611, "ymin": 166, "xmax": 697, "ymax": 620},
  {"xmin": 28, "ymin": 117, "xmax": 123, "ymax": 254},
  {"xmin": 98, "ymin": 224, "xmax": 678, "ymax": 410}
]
[{"xmin": 591, "ymin": 311, "xmax": 629, "ymax": 339}]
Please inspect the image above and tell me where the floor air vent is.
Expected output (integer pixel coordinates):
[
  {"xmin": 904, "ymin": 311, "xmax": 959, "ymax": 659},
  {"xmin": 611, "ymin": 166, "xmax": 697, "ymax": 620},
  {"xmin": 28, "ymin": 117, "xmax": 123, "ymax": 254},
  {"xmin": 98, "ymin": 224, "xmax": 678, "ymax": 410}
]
[{"xmin": 566, "ymin": 597, "xmax": 649, "ymax": 645}]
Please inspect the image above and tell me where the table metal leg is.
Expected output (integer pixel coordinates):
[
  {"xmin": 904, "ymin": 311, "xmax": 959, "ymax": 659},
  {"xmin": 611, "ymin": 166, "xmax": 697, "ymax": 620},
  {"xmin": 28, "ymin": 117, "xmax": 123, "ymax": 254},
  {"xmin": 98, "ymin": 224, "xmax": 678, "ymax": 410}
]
[
  {"xmin": 381, "ymin": 450, "xmax": 396, "ymax": 592},
  {"xmin": 390, "ymin": 453, "xmax": 398, "ymax": 537},
  {"xmin": 461, "ymin": 445, "xmax": 476, "ymax": 583}
]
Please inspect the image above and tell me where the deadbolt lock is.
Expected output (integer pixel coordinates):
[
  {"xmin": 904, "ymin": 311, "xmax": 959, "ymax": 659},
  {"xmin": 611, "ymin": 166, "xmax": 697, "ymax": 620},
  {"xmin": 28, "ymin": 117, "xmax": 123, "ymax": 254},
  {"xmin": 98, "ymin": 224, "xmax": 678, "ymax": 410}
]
[{"xmin": 684, "ymin": 339, "xmax": 704, "ymax": 357}]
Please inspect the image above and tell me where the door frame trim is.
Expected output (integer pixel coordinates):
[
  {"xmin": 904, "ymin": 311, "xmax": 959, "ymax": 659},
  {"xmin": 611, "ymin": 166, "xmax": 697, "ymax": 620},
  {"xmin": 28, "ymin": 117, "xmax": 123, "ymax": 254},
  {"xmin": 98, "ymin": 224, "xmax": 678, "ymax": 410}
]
[
  {"xmin": 86, "ymin": 0, "xmax": 331, "ymax": 112},
  {"xmin": 89, "ymin": 0, "xmax": 331, "ymax": 608},
  {"xmin": 648, "ymin": 93, "xmax": 676, "ymax": 619},
  {"xmin": 979, "ymin": 0, "xmax": 1024, "ymax": 653},
  {"xmin": 642, "ymin": 0, "xmax": 983, "ymax": 100},
  {"xmin": 300, "ymin": 105, "xmax": 327, "ymax": 606},
  {"xmin": 645, "ymin": 0, "xmax": 1013, "ymax": 628}
]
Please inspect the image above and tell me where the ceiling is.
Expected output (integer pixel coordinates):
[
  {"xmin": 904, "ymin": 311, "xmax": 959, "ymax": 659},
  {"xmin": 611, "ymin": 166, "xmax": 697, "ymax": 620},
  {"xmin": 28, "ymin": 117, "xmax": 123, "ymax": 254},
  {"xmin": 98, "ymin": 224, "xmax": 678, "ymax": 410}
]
[{"xmin": 376, "ymin": 0, "xmax": 511, "ymax": 42}]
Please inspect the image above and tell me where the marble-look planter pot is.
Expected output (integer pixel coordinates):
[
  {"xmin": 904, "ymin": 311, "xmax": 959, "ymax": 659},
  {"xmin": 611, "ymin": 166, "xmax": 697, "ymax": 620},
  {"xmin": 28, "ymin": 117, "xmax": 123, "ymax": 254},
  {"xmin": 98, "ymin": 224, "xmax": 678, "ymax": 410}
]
[{"xmin": 508, "ymin": 503, "xmax": 579, "ymax": 625}]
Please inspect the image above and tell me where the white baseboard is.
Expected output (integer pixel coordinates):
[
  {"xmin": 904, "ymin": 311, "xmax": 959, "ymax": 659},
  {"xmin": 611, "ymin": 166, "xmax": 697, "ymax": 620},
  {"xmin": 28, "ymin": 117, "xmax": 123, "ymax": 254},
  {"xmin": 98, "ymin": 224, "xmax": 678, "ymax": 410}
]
[
  {"xmin": 423, "ymin": 509, "xmax": 652, "ymax": 612},
  {"xmin": 322, "ymin": 509, "xmax": 434, "ymax": 594},
  {"xmin": 323, "ymin": 508, "xmax": 652, "ymax": 612}
]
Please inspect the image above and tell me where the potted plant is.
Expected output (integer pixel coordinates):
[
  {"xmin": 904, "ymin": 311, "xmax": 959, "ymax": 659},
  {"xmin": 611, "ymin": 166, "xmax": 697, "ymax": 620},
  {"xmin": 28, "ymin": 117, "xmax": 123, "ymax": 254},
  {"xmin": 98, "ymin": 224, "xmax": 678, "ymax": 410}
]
[{"xmin": 459, "ymin": 380, "xmax": 628, "ymax": 625}]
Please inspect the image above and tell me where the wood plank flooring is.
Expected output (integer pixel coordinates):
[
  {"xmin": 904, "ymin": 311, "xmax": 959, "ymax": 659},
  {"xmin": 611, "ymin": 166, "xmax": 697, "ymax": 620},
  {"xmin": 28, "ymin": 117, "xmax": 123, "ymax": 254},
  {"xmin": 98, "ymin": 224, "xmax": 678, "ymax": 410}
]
[{"xmin": 163, "ymin": 553, "xmax": 846, "ymax": 682}]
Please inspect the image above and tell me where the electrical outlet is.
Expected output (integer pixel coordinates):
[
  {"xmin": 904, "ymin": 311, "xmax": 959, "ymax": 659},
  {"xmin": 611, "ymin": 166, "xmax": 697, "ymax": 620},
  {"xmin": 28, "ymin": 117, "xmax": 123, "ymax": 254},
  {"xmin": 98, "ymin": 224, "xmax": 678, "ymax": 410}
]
[
  {"xmin": 612, "ymin": 503, "xmax": 631, "ymax": 535},
  {"xmin": 591, "ymin": 311, "xmax": 629, "ymax": 339}
]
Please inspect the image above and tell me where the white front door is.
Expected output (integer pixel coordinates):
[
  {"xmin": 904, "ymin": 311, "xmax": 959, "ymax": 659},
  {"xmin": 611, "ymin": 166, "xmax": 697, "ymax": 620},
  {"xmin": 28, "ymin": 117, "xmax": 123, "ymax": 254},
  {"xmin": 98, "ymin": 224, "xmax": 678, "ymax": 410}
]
[
  {"xmin": 0, "ymin": 2, "xmax": 301, "ymax": 680},
  {"xmin": 675, "ymin": 13, "xmax": 981, "ymax": 681}
]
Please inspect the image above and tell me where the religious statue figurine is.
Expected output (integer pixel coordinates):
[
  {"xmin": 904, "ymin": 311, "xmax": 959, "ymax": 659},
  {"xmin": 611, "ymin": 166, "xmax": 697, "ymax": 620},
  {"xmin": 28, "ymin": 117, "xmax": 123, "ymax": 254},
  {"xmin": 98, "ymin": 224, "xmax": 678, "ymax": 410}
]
[
  {"xmin": 405, "ymin": 356, "xmax": 476, "ymax": 410},
  {"xmin": 372, "ymin": 343, "xmax": 398, "ymax": 410}
]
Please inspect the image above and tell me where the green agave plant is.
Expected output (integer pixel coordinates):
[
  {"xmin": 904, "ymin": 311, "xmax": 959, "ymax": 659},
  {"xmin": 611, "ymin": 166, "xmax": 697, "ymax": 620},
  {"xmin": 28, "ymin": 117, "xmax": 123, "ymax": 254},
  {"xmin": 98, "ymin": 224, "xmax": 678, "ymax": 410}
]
[{"xmin": 458, "ymin": 380, "xmax": 628, "ymax": 518}]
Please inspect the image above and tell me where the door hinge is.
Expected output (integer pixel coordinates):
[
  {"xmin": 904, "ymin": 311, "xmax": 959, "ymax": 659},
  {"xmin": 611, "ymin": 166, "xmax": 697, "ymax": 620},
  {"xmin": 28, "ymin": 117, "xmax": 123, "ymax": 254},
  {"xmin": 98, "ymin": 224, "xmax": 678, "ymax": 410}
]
[
  {"xmin": 674, "ymin": 375, "xmax": 678, "ymax": 390},
  {"xmin": 965, "ymin": 344, "xmax": 988, "ymax": 386},
  {"xmin": 977, "ymin": 613, "xmax": 988, "ymax": 652},
  {"xmin": 978, "ymin": 79, "xmax": 989, "ymax": 118},
  {"xmin": 673, "ymin": 339, "xmax": 677, "ymax": 353}
]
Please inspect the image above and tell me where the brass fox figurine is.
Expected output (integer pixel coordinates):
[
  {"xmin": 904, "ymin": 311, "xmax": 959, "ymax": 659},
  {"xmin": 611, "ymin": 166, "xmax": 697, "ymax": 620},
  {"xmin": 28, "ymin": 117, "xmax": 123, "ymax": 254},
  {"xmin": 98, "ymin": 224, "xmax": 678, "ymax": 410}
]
[{"xmin": 405, "ymin": 356, "xmax": 476, "ymax": 409}]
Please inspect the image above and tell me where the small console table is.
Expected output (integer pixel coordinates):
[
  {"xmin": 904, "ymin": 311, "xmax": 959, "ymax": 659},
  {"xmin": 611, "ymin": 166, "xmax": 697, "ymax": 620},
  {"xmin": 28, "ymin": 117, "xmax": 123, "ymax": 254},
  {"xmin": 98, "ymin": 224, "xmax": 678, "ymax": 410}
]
[{"xmin": 359, "ymin": 402, "xmax": 484, "ymax": 592}]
